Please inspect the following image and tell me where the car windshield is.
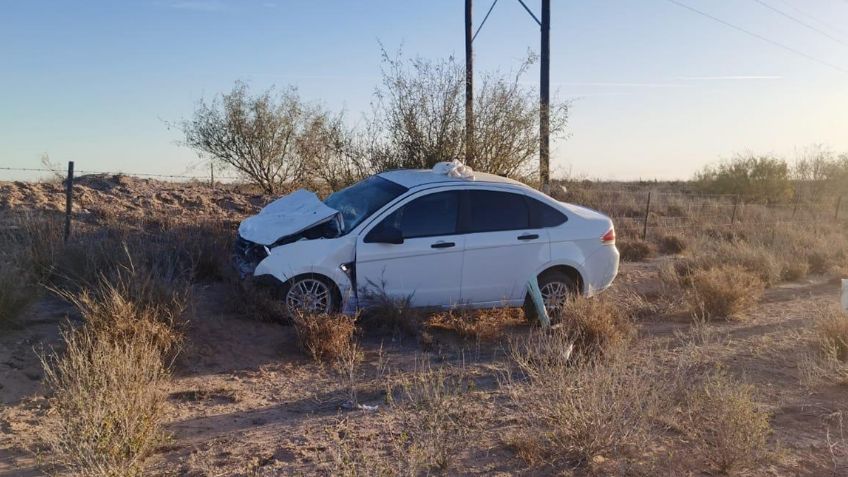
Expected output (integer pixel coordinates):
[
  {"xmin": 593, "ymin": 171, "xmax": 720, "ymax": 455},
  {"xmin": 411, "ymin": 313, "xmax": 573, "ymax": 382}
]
[{"xmin": 324, "ymin": 175, "xmax": 408, "ymax": 234}]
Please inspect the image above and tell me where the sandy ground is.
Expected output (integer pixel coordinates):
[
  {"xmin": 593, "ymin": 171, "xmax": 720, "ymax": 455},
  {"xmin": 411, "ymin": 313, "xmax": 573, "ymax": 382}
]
[{"xmin": 1, "ymin": 260, "xmax": 845, "ymax": 476}]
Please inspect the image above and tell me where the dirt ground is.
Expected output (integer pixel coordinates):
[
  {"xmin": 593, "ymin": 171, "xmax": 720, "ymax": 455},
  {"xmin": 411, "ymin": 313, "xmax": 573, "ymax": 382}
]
[{"xmin": 1, "ymin": 258, "xmax": 845, "ymax": 476}]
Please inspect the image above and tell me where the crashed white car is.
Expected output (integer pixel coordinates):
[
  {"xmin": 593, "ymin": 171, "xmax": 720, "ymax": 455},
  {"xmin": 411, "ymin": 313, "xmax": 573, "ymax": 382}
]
[{"xmin": 235, "ymin": 163, "xmax": 619, "ymax": 317}]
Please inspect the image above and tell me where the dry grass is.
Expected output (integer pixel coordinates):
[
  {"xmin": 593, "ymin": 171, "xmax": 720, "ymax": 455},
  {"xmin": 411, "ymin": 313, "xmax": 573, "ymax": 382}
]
[
  {"xmin": 799, "ymin": 306, "xmax": 848, "ymax": 386},
  {"xmin": 687, "ymin": 265, "xmax": 764, "ymax": 320},
  {"xmin": 290, "ymin": 312, "xmax": 358, "ymax": 362},
  {"xmin": 40, "ymin": 325, "xmax": 170, "ymax": 477},
  {"xmin": 426, "ymin": 307, "xmax": 518, "ymax": 342},
  {"xmin": 557, "ymin": 295, "xmax": 634, "ymax": 356},
  {"xmin": 684, "ymin": 371, "xmax": 772, "ymax": 473},
  {"xmin": 617, "ymin": 239, "xmax": 655, "ymax": 262},
  {"xmin": 506, "ymin": 344, "xmax": 667, "ymax": 467},
  {"xmin": 657, "ymin": 234, "xmax": 687, "ymax": 254},
  {"xmin": 358, "ymin": 284, "xmax": 423, "ymax": 338}
]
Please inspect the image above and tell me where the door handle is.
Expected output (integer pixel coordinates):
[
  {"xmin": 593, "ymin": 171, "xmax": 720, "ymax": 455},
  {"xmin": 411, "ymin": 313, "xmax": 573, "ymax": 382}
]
[
  {"xmin": 431, "ymin": 241, "xmax": 455, "ymax": 249},
  {"xmin": 517, "ymin": 234, "xmax": 539, "ymax": 241}
]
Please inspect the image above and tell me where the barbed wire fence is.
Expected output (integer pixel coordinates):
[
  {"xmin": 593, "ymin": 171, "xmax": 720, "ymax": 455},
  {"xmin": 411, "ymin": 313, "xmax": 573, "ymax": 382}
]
[{"xmin": 1, "ymin": 162, "xmax": 845, "ymax": 242}]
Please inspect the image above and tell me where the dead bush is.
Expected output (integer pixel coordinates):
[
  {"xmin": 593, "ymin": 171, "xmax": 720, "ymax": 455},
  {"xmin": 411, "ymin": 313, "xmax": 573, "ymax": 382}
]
[
  {"xmin": 807, "ymin": 251, "xmax": 831, "ymax": 275},
  {"xmin": 358, "ymin": 283, "xmax": 423, "ymax": 337},
  {"xmin": 558, "ymin": 295, "xmax": 633, "ymax": 356},
  {"xmin": 687, "ymin": 265, "xmax": 764, "ymax": 320},
  {"xmin": 685, "ymin": 371, "xmax": 771, "ymax": 473},
  {"xmin": 506, "ymin": 347, "xmax": 667, "ymax": 466},
  {"xmin": 815, "ymin": 306, "xmax": 848, "ymax": 362},
  {"xmin": 426, "ymin": 307, "xmax": 517, "ymax": 342},
  {"xmin": 40, "ymin": 326, "xmax": 169, "ymax": 477},
  {"xmin": 781, "ymin": 258, "xmax": 809, "ymax": 282},
  {"xmin": 617, "ymin": 239, "xmax": 655, "ymax": 262},
  {"xmin": 657, "ymin": 234, "xmax": 687, "ymax": 254},
  {"xmin": 291, "ymin": 312, "xmax": 357, "ymax": 362}
]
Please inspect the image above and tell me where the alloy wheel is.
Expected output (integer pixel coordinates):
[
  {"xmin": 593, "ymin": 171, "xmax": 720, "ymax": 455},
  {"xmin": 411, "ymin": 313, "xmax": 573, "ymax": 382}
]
[{"xmin": 286, "ymin": 278, "xmax": 332, "ymax": 314}]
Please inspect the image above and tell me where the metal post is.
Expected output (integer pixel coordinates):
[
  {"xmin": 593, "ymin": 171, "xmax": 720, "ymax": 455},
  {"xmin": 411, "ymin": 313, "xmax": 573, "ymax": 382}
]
[
  {"xmin": 465, "ymin": 0, "xmax": 474, "ymax": 167},
  {"xmin": 642, "ymin": 191, "xmax": 652, "ymax": 240},
  {"xmin": 539, "ymin": 0, "xmax": 550, "ymax": 194},
  {"xmin": 210, "ymin": 162, "xmax": 215, "ymax": 188},
  {"xmin": 730, "ymin": 195, "xmax": 739, "ymax": 225},
  {"xmin": 64, "ymin": 161, "xmax": 74, "ymax": 243},
  {"xmin": 836, "ymin": 195, "xmax": 843, "ymax": 220}
]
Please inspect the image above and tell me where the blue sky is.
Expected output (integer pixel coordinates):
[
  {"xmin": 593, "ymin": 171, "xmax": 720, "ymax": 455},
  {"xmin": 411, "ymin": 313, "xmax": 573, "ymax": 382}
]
[{"xmin": 2, "ymin": 0, "xmax": 847, "ymax": 181}]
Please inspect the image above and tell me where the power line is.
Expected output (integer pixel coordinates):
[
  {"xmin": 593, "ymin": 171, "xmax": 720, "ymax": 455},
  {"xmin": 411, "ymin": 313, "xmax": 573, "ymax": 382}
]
[
  {"xmin": 665, "ymin": 0, "xmax": 848, "ymax": 74},
  {"xmin": 752, "ymin": 0, "xmax": 848, "ymax": 46},
  {"xmin": 774, "ymin": 0, "xmax": 848, "ymax": 39}
]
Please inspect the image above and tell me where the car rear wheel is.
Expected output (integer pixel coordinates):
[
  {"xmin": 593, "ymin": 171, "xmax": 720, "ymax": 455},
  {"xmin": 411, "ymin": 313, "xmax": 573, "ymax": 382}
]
[
  {"xmin": 284, "ymin": 275, "xmax": 338, "ymax": 316},
  {"xmin": 523, "ymin": 270, "xmax": 578, "ymax": 323}
]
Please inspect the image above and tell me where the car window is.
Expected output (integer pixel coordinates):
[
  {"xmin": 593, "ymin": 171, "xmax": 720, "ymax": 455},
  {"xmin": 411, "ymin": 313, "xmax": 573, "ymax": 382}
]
[
  {"xmin": 324, "ymin": 176, "xmax": 408, "ymax": 234},
  {"xmin": 528, "ymin": 197, "xmax": 567, "ymax": 228},
  {"xmin": 376, "ymin": 191, "xmax": 460, "ymax": 239},
  {"xmin": 465, "ymin": 190, "xmax": 530, "ymax": 233}
]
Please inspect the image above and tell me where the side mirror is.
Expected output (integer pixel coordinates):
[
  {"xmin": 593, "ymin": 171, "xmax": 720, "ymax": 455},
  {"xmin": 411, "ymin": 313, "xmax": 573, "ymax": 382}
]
[{"xmin": 366, "ymin": 224, "xmax": 404, "ymax": 244}]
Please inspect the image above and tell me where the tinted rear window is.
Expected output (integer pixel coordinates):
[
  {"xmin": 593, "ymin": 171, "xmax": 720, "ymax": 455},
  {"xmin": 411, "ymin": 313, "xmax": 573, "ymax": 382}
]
[
  {"xmin": 465, "ymin": 190, "xmax": 529, "ymax": 233},
  {"xmin": 528, "ymin": 198, "xmax": 567, "ymax": 228}
]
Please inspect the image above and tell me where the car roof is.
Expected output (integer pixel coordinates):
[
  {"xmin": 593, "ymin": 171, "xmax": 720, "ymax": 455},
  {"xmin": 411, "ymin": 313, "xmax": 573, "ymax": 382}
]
[{"xmin": 378, "ymin": 168, "xmax": 526, "ymax": 189}]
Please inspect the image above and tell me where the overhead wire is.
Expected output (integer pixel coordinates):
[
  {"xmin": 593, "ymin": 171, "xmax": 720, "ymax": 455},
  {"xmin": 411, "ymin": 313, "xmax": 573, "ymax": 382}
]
[
  {"xmin": 664, "ymin": 0, "xmax": 848, "ymax": 73},
  {"xmin": 751, "ymin": 0, "xmax": 848, "ymax": 46}
]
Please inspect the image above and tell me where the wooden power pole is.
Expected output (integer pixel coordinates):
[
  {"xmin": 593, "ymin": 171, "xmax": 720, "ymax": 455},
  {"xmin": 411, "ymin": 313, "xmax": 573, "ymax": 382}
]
[
  {"xmin": 465, "ymin": 0, "xmax": 474, "ymax": 167},
  {"xmin": 540, "ymin": 0, "xmax": 550, "ymax": 193}
]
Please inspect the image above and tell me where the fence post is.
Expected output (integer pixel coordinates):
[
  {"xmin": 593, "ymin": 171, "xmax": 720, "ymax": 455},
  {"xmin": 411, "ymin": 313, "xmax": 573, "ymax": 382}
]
[
  {"xmin": 642, "ymin": 191, "xmax": 652, "ymax": 240},
  {"xmin": 730, "ymin": 195, "xmax": 740, "ymax": 225},
  {"xmin": 836, "ymin": 195, "xmax": 843, "ymax": 221},
  {"xmin": 210, "ymin": 162, "xmax": 215, "ymax": 188},
  {"xmin": 792, "ymin": 194, "xmax": 800, "ymax": 219},
  {"xmin": 64, "ymin": 161, "xmax": 74, "ymax": 243}
]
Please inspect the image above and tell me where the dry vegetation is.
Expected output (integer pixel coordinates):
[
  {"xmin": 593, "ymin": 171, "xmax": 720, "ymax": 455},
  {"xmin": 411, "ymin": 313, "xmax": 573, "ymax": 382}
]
[{"xmin": 1, "ymin": 171, "xmax": 847, "ymax": 476}]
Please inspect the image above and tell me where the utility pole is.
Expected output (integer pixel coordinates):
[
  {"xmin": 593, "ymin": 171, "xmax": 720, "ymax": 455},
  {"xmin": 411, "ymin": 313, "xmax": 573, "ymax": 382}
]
[
  {"xmin": 540, "ymin": 0, "xmax": 550, "ymax": 193},
  {"xmin": 465, "ymin": 0, "xmax": 474, "ymax": 167}
]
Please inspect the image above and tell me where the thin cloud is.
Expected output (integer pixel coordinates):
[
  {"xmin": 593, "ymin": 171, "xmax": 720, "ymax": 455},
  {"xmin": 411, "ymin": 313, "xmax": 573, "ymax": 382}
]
[
  {"xmin": 167, "ymin": 1, "xmax": 227, "ymax": 12},
  {"xmin": 675, "ymin": 75, "xmax": 783, "ymax": 81}
]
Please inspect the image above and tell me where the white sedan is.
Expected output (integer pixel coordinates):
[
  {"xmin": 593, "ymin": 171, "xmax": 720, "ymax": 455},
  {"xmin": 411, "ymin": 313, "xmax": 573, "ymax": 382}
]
[{"xmin": 234, "ymin": 164, "xmax": 619, "ymax": 317}]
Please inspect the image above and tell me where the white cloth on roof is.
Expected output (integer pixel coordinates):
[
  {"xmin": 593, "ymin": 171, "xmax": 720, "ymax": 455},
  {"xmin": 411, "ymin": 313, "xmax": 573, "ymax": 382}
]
[{"xmin": 432, "ymin": 160, "xmax": 475, "ymax": 180}]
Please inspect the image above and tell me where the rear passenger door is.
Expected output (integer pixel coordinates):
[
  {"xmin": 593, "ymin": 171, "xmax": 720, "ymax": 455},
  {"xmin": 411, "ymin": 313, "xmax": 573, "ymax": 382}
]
[{"xmin": 459, "ymin": 189, "xmax": 550, "ymax": 306}]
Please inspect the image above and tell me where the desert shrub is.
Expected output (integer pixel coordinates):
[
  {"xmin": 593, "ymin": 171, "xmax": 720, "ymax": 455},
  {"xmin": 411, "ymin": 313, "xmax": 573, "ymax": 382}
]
[
  {"xmin": 807, "ymin": 251, "xmax": 831, "ymax": 275},
  {"xmin": 694, "ymin": 154, "xmax": 793, "ymax": 203},
  {"xmin": 689, "ymin": 239, "xmax": 781, "ymax": 286},
  {"xmin": 290, "ymin": 312, "xmax": 357, "ymax": 362},
  {"xmin": 815, "ymin": 306, "xmax": 848, "ymax": 362},
  {"xmin": 781, "ymin": 257, "xmax": 809, "ymax": 281},
  {"xmin": 506, "ymin": 348, "xmax": 667, "ymax": 466},
  {"xmin": 40, "ymin": 326, "xmax": 169, "ymax": 477},
  {"xmin": 657, "ymin": 234, "xmax": 687, "ymax": 254},
  {"xmin": 617, "ymin": 239, "xmax": 655, "ymax": 262},
  {"xmin": 687, "ymin": 265, "xmax": 764, "ymax": 320},
  {"xmin": 685, "ymin": 371, "xmax": 771, "ymax": 473},
  {"xmin": 799, "ymin": 306, "xmax": 848, "ymax": 386},
  {"xmin": 558, "ymin": 295, "xmax": 633, "ymax": 356}
]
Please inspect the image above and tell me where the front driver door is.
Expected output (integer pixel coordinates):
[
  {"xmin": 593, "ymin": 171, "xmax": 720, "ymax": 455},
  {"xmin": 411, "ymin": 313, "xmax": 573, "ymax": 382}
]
[{"xmin": 356, "ymin": 190, "xmax": 464, "ymax": 308}]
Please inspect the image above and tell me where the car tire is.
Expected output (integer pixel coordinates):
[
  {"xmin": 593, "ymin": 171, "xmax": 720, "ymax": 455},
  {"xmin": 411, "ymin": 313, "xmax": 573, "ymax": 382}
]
[
  {"xmin": 282, "ymin": 274, "xmax": 340, "ymax": 316},
  {"xmin": 523, "ymin": 270, "xmax": 578, "ymax": 323}
]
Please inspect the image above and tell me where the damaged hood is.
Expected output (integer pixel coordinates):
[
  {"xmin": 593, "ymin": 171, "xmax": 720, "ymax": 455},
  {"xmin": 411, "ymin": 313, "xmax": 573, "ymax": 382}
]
[{"xmin": 238, "ymin": 189, "xmax": 341, "ymax": 246}]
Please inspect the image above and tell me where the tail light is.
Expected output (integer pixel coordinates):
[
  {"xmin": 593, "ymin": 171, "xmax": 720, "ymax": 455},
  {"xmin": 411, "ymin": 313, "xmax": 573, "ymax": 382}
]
[{"xmin": 601, "ymin": 227, "xmax": 615, "ymax": 245}]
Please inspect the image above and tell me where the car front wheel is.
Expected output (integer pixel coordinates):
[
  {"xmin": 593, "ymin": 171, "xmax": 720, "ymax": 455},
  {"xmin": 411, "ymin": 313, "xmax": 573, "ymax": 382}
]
[
  {"xmin": 284, "ymin": 275, "xmax": 338, "ymax": 316},
  {"xmin": 523, "ymin": 270, "xmax": 578, "ymax": 323}
]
